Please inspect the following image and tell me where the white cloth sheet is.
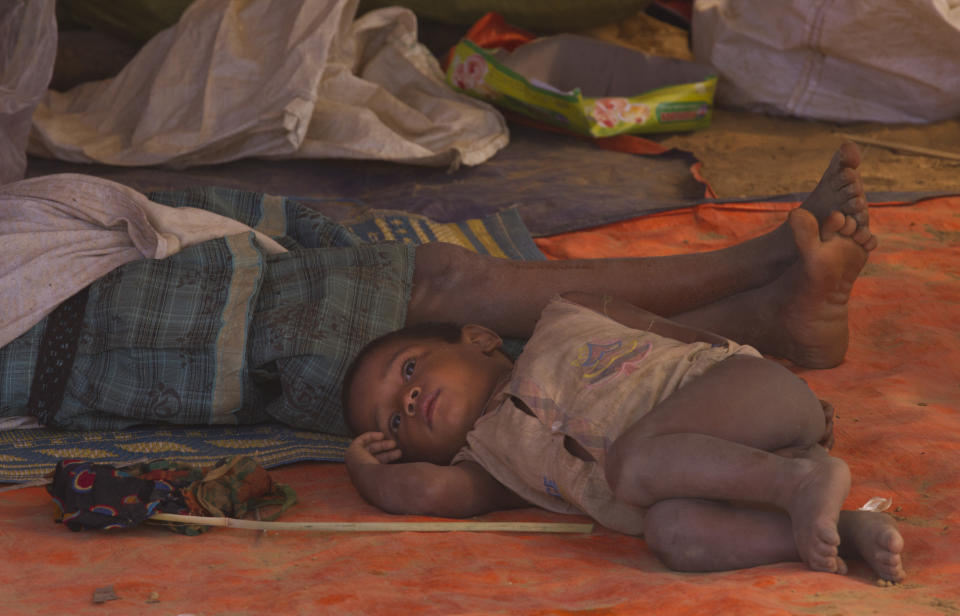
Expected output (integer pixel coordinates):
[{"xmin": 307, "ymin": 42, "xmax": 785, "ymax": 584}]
[{"xmin": 0, "ymin": 173, "xmax": 285, "ymax": 349}]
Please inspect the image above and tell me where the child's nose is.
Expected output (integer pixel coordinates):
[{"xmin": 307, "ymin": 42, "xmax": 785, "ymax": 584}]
[{"xmin": 403, "ymin": 386, "xmax": 421, "ymax": 416}]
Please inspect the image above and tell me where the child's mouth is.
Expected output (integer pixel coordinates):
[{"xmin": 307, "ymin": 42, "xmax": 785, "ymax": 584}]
[{"xmin": 420, "ymin": 389, "xmax": 438, "ymax": 428}]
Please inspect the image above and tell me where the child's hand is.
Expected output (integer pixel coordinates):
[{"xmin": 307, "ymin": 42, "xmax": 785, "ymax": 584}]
[{"xmin": 345, "ymin": 432, "xmax": 402, "ymax": 467}]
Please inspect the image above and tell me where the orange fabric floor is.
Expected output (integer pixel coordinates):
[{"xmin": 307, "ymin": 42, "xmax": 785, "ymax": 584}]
[{"xmin": 3, "ymin": 197, "xmax": 959, "ymax": 615}]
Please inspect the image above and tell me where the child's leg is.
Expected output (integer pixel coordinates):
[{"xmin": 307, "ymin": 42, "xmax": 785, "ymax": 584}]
[
  {"xmin": 604, "ymin": 355, "xmax": 851, "ymax": 573},
  {"xmin": 643, "ymin": 499, "xmax": 905, "ymax": 582},
  {"xmin": 642, "ymin": 498, "xmax": 803, "ymax": 572}
]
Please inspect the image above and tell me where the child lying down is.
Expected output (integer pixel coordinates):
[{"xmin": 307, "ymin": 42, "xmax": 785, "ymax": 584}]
[{"xmin": 341, "ymin": 208, "xmax": 904, "ymax": 582}]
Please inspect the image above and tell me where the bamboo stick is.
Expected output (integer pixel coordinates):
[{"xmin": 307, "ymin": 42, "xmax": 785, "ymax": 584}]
[
  {"xmin": 150, "ymin": 512, "xmax": 593, "ymax": 534},
  {"xmin": 837, "ymin": 133, "xmax": 960, "ymax": 162}
]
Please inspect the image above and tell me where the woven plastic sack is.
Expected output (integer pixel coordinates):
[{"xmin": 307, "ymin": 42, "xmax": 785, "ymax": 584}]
[{"xmin": 693, "ymin": 0, "xmax": 960, "ymax": 123}]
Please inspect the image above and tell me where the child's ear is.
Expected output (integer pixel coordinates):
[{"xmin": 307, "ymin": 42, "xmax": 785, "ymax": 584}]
[{"xmin": 461, "ymin": 324, "xmax": 503, "ymax": 354}]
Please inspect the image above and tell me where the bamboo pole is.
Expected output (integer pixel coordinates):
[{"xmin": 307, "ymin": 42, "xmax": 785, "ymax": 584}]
[{"xmin": 150, "ymin": 512, "xmax": 593, "ymax": 534}]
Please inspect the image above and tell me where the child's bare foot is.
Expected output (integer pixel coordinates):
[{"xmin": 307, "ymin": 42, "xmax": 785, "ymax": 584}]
[
  {"xmin": 786, "ymin": 455, "xmax": 851, "ymax": 574},
  {"xmin": 799, "ymin": 142, "xmax": 869, "ymax": 229},
  {"xmin": 766, "ymin": 207, "xmax": 873, "ymax": 368},
  {"xmin": 838, "ymin": 510, "xmax": 906, "ymax": 582}
]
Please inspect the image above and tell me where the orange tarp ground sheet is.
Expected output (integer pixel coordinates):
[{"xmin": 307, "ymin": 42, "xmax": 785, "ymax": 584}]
[{"xmin": 2, "ymin": 197, "xmax": 959, "ymax": 615}]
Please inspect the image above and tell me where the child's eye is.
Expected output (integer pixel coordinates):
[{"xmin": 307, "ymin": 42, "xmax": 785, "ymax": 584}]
[
  {"xmin": 388, "ymin": 412, "xmax": 402, "ymax": 434},
  {"xmin": 402, "ymin": 358, "xmax": 416, "ymax": 379}
]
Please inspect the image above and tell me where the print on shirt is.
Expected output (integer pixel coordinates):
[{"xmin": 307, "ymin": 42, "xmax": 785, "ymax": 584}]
[
  {"xmin": 573, "ymin": 338, "xmax": 652, "ymax": 387},
  {"xmin": 543, "ymin": 476, "xmax": 563, "ymax": 499}
]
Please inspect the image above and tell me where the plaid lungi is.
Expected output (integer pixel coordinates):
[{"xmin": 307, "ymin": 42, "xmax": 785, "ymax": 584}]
[{"xmin": 0, "ymin": 187, "xmax": 413, "ymax": 435}]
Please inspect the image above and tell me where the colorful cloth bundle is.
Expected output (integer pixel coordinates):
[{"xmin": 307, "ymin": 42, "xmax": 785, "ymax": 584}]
[{"xmin": 47, "ymin": 455, "xmax": 296, "ymax": 534}]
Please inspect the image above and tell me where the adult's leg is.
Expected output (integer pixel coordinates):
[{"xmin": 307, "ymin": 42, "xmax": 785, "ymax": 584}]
[
  {"xmin": 643, "ymin": 499, "xmax": 905, "ymax": 582},
  {"xmin": 406, "ymin": 143, "xmax": 869, "ymax": 366},
  {"xmin": 602, "ymin": 355, "xmax": 851, "ymax": 573},
  {"xmin": 673, "ymin": 203, "xmax": 873, "ymax": 368}
]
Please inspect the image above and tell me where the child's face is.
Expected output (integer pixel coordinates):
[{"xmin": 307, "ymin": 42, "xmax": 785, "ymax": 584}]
[{"xmin": 347, "ymin": 325, "xmax": 511, "ymax": 465}]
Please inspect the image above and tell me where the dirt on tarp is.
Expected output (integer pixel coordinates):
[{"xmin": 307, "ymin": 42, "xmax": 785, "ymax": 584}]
[{"xmin": 661, "ymin": 109, "xmax": 960, "ymax": 199}]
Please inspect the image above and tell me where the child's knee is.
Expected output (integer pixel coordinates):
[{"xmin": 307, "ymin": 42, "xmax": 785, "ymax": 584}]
[
  {"xmin": 781, "ymin": 371, "xmax": 829, "ymax": 442},
  {"xmin": 743, "ymin": 356, "xmax": 825, "ymax": 441},
  {"xmin": 643, "ymin": 501, "xmax": 702, "ymax": 572}
]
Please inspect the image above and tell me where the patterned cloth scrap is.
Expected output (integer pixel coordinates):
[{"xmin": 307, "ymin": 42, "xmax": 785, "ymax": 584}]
[{"xmin": 47, "ymin": 455, "xmax": 297, "ymax": 535}]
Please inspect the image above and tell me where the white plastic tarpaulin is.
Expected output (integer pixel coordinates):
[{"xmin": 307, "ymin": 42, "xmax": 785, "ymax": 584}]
[
  {"xmin": 24, "ymin": 0, "xmax": 508, "ymax": 171},
  {"xmin": 692, "ymin": 0, "xmax": 960, "ymax": 123}
]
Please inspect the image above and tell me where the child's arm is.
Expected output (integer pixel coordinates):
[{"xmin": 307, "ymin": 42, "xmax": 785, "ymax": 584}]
[
  {"xmin": 345, "ymin": 432, "xmax": 528, "ymax": 518},
  {"xmin": 560, "ymin": 291, "xmax": 728, "ymax": 345}
]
